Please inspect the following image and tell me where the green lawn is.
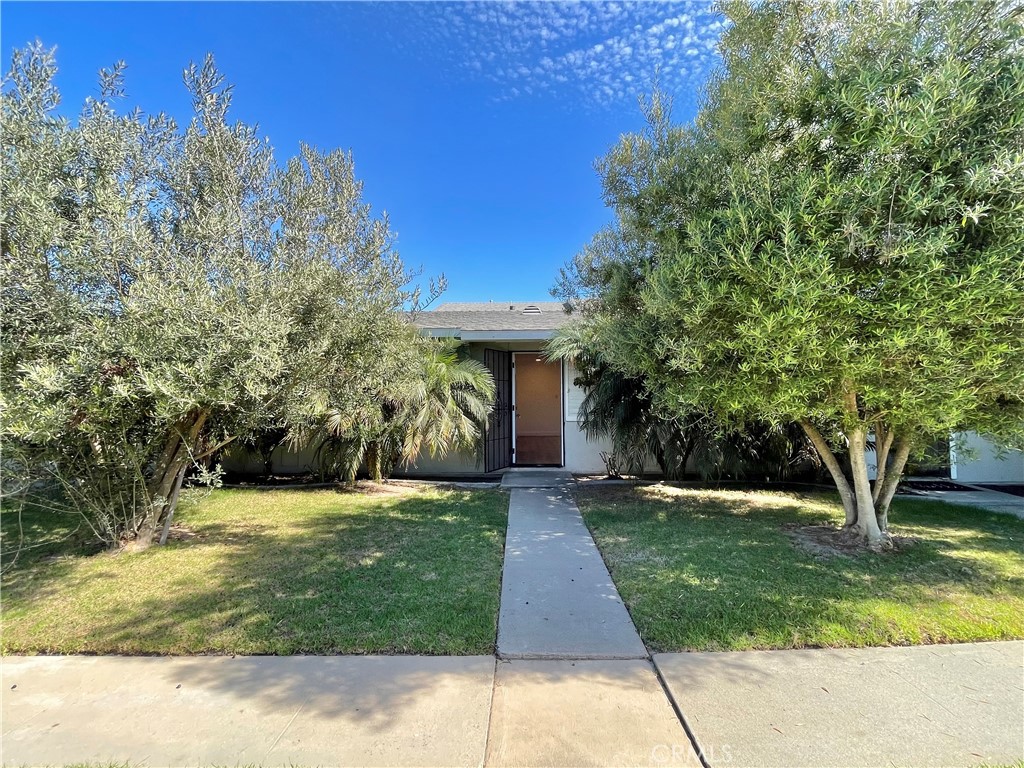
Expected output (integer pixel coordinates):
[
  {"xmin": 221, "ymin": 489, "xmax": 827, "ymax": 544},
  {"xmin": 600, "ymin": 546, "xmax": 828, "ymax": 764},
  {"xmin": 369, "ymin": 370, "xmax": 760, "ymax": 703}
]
[
  {"xmin": 577, "ymin": 484, "xmax": 1024, "ymax": 652},
  {"xmin": 1, "ymin": 485, "xmax": 507, "ymax": 655}
]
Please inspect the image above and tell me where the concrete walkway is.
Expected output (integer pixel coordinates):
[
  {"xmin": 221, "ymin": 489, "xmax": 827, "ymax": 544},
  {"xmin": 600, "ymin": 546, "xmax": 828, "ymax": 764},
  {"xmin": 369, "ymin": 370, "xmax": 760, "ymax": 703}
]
[
  {"xmin": 899, "ymin": 484, "xmax": 1024, "ymax": 519},
  {"xmin": 497, "ymin": 471, "xmax": 647, "ymax": 659},
  {"xmin": 484, "ymin": 471, "xmax": 697, "ymax": 765}
]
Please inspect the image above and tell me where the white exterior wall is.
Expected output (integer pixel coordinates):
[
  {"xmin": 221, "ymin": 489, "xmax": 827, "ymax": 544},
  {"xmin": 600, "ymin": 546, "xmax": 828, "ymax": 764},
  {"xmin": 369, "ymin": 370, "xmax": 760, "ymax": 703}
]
[
  {"xmin": 951, "ymin": 432, "xmax": 1024, "ymax": 484},
  {"xmin": 562, "ymin": 358, "xmax": 614, "ymax": 473}
]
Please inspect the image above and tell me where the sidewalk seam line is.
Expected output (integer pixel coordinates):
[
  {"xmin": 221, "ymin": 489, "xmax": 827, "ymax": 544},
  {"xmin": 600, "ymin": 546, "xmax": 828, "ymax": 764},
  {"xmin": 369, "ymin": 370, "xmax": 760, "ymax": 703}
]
[
  {"xmin": 480, "ymin": 656, "xmax": 500, "ymax": 768},
  {"xmin": 650, "ymin": 657, "xmax": 713, "ymax": 768},
  {"xmin": 493, "ymin": 487, "xmax": 514, "ymax": 657},
  {"xmin": 480, "ymin": 487, "xmax": 512, "ymax": 767}
]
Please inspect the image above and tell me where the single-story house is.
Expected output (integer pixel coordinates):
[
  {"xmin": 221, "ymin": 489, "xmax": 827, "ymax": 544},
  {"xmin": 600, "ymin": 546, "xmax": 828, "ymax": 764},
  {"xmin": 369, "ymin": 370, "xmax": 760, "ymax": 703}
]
[
  {"xmin": 223, "ymin": 300, "xmax": 1022, "ymax": 484},
  {"xmin": 403, "ymin": 301, "xmax": 611, "ymax": 475}
]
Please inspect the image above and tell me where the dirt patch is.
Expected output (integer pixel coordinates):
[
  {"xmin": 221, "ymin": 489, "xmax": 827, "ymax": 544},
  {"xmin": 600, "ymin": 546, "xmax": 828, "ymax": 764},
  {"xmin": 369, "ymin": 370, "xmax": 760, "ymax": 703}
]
[
  {"xmin": 783, "ymin": 523, "xmax": 918, "ymax": 558},
  {"xmin": 163, "ymin": 525, "xmax": 200, "ymax": 542},
  {"xmin": 335, "ymin": 481, "xmax": 420, "ymax": 496}
]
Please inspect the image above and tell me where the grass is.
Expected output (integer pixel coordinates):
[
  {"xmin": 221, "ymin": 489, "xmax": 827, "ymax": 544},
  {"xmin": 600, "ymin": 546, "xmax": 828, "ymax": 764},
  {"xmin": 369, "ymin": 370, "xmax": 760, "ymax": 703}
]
[
  {"xmin": 1, "ymin": 484, "xmax": 507, "ymax": 655},
  {"xmin": 576, "ymin": 484, "xmax": 1024, "ymax": 652}
]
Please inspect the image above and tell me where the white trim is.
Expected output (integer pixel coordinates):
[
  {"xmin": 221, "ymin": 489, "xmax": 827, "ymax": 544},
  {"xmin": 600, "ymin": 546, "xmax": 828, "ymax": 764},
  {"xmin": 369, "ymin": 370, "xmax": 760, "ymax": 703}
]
[{"xmin": 560, "ymin": 358, "xmax": 566, "ymax": 466}]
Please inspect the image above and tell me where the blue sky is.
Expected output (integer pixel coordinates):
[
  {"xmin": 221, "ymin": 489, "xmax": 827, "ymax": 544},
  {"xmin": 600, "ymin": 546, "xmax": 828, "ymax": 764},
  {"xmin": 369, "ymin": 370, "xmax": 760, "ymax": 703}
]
[{"xmin": 2, "ymin": 1, "xmax": 723, "ymax": 302}]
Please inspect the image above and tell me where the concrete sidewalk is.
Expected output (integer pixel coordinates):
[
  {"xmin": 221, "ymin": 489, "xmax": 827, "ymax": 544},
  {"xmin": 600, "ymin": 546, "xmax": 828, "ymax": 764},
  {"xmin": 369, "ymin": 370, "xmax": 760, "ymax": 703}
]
[
  {"xmin": 485, "ymin": 659, "xmax": 699, "ymax": 767},
  {"xmin": 7, "ymin": 644, "xmax": 1020, "ymax": 767},
  {"xmin": 1, "ymin": 655, "xmax": 496, "ymax": 767},
  {"xmin": 655, "ymin": 641, "xmax": 1024, "ymax": 768},
  {"xmin": 1, "ymin": 653, "xmax": 701, "ymax": 768},
  {"xmin": 496, "ymin": 481, "xmax": 648, "ymax": 659}
]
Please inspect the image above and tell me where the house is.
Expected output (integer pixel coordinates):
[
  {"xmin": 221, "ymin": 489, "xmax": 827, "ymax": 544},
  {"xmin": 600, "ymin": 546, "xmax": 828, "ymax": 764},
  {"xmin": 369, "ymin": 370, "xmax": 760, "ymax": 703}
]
[
  {"xmin": 221, "ymin": 300, "xmax": 613, "ymax": 477},
  {"xmin": 402, "ymin": 301, "xmax": 611, "ymax": 475},
  {"xmin": 223, "ymin": 299, "xmax": 1023, "ymax": 484},
  {"xmin": 409, "ymin": 301, "xmax": 1022, "ymax": 484}
]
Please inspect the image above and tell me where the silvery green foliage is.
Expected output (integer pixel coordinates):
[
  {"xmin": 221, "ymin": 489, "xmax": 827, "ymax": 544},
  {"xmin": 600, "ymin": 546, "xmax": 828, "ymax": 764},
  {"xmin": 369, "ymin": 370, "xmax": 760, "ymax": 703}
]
[
  {"xmin": 2, "ymin": 44, "xmax": 423, "ymax": 544},
  {"xmin": 556, "ymin": 0, "xmax": 1024, "ymax": 545}
]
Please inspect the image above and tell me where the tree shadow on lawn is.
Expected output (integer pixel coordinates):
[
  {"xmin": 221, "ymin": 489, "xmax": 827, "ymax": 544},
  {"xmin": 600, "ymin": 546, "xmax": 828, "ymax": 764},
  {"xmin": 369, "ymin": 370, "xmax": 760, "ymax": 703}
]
[
  {"xmin": 576, "ymin": 486, "xmax": 1024, "ymax": 651},
  {"xmin": 0, "ymin": 487, "xmax": 780, "ymax": 738},
  {"xmin": 1, "ymin": 487, "xmax": 508, "ymax": 657}
]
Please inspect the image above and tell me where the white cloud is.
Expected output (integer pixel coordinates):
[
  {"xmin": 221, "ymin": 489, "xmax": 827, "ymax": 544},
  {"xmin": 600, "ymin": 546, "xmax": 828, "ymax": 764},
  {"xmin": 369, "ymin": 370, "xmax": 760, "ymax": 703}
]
[{"xmin": 411, "ymin": 1, "xmax": 724, "ymax": 108}]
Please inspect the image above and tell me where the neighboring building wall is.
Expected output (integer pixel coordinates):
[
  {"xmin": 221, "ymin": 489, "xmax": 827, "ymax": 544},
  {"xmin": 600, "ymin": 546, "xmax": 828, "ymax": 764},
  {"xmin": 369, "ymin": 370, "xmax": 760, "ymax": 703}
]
[{"xmin": 951, "ymin": 432, "xmax": 1024, "ymax": 484}]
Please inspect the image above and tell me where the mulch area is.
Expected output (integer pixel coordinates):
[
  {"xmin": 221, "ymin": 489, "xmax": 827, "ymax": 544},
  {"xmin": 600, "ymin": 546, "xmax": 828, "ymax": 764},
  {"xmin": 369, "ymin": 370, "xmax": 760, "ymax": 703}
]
[{"xmin": 898, "ymin": 480, "xmax": 972, "ymax": 493}]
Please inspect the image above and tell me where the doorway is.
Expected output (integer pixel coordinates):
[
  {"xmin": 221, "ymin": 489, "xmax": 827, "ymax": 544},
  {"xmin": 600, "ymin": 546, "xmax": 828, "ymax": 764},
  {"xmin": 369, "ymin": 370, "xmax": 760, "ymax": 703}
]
[{"xmin": 513, "ymin": 353, "xmax": 563, "ymax": 466}]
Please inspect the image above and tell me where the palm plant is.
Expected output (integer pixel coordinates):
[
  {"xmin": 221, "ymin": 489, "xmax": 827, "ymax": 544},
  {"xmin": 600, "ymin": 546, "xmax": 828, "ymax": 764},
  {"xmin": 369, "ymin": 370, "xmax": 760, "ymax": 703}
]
[
  {"xmin": 313, "ymin": 338, "xmax": 495, "ymax": 482},
  {"xmin": 400, "ymin": 339, "xmax": 495, "ymax": 465},
  {"xmin": 548, "ymin": 325, "xmax": 692, "ymax": 478}
]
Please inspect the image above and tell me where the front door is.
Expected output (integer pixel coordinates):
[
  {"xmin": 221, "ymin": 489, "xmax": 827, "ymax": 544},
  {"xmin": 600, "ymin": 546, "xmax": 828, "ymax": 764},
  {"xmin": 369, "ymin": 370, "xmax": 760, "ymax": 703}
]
[
  {"xmin": 484, "ymin": 349, "xmax": 512, "ymax": 472},
  {"xmin": 513, "ymin": 354, "xmax": 563, "ymax": 466}
]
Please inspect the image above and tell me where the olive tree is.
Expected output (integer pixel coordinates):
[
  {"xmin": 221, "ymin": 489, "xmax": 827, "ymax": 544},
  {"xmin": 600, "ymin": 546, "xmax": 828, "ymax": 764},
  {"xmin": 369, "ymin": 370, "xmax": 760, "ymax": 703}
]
[
  {"xmin": 560, "ymin": 0, "xmax": 1024, "ymax": 547},
  {"xmin": 2, "ymin": 45, "xmax": 425, "ymax": 547}
]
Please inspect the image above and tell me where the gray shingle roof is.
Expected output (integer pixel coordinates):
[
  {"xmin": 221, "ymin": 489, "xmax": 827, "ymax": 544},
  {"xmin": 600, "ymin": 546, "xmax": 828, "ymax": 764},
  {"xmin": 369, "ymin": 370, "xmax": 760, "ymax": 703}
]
[
  {"xmin": 433, "ymin": 301, "xmax": 568, "ymax": 312},
  {"xmin": 412, "ymin": 301, "xmax": 572, "ymax": 332}
]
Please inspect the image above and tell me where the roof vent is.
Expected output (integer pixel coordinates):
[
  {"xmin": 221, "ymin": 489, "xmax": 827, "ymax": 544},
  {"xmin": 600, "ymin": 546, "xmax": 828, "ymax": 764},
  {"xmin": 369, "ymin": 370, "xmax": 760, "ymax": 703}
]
[{"xmin": 521, "ymin": 305, "xmax": 541, "ymax": 315}]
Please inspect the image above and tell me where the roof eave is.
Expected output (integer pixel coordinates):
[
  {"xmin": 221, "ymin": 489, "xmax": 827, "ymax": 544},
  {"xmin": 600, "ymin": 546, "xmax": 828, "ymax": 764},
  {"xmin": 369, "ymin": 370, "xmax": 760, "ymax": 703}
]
[
  {"xmin": 457, "ymin": 329, "xmax": 555, "ymax": 341},
  {"xmin": 419, "ymin": 327, "xmax": 462, "ymax": 338}
]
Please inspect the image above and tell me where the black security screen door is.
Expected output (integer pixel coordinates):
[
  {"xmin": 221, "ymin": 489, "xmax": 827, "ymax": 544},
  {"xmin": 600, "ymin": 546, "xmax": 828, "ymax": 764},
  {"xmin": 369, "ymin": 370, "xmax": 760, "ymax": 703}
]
[{"xmin": 484, "ymin": 349, "xmax": 512, "ymax": 472}]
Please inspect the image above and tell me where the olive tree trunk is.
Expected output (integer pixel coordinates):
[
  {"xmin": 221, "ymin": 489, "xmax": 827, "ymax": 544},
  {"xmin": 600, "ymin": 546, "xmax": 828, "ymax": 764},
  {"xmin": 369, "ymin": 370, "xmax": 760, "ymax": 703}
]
[
  {"xmin": 874, "ymin": 437, "xmax": 913, "ymax": 532},
  {"xmin": 133, "ymin": 410, "xmax": 209, "ymax": 550},
  {"xmin": 871, "ymin": 423, "xmax": 895, "ymax": 504},
  {"xmin": 847, "ymin": 426, "xmax": 885, "ymax": 548}
]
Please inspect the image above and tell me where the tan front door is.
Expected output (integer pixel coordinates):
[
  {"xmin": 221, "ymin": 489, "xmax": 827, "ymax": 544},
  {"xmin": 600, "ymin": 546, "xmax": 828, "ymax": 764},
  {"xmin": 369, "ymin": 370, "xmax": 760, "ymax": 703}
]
[{"xmin": 513, "ymin": 354, "xmax": 562, "ymax": 465}]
